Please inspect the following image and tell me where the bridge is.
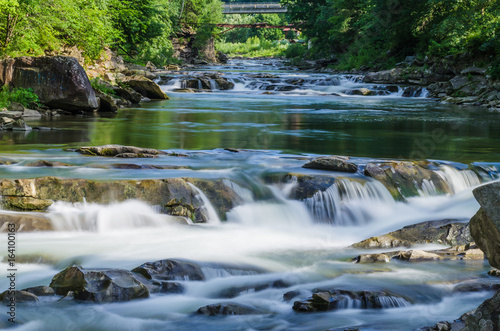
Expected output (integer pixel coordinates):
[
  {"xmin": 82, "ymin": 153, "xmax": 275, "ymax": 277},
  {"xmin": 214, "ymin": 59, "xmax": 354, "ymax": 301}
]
[{"xmin": 222, "ymin": 2, "xmax": 287, "ymax": 14}]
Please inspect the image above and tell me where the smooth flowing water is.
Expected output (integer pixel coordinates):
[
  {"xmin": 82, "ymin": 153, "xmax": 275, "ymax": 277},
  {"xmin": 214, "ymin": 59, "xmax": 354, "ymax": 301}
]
[{"xmin": 1, "ymin": 59, "xmax": 500, "ymax": 331}]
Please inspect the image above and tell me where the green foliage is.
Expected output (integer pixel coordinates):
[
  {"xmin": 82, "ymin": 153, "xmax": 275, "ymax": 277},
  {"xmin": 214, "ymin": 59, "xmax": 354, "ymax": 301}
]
[
  {"xmin": 90, "ymin": 78, "xmax": 115, "ymax": 96},
  {"xmin": 0, "ymin": 0, "xmax": 223, "ymax": 66},
  {"xmin": 0, "ymin": 85, "xmax": 40, "ymax": 109},
  {"xmin": 216, "ymin": 37, "xmax": 288, "ymax": 57},
  {"xmin": 488, "ymin": 64, "xmax": 500, "ymax": 82},
  {"xmin": 282, "ymin": 0, "xmax": 500, "ymax": 69},
  {"xmin": 283, "ymin": 43, "xmax": 305, "ymax": 59}
]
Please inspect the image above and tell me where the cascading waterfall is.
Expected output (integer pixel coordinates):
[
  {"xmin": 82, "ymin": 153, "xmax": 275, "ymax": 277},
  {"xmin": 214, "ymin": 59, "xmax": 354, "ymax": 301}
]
[
  {"xmin": 226, "ymin": 185, "xmax": 314, "ymax": 228},
  {"xmin": 188, "ymin": 182, "xmax": 222, "ymax": 225},
  {"xmin": 303, "ymin": 178, "xmax": 395, "ymax": 225},
  {"xmin": 436, "ymin": 165, "xmax": 481, "ymax": 194},
  {"xmin": 47, "ymin": 200, "xmax": 173, "ymax": 232},
  {"xmin": 222, "ymin": 179, "xmax": 254, "ymax": 203}
]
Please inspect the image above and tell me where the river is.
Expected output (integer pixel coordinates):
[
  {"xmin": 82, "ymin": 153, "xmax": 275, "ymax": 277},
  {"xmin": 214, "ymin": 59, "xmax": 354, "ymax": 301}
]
[{"xmin": 1, "ymin": 59, "xmax": 500, "ymax": 330}]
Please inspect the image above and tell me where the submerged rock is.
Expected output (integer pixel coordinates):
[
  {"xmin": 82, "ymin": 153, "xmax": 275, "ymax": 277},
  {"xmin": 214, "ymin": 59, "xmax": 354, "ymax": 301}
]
[
  {"xmin": 0, "ymin": 212, "xmax": 53, "ymax": 231},
  {"xmin": 132, "ymin": 259, "xmax": 206, "ymax": 281},
  {"xmin": 26, "ymin": 160, "xmax": 72, "ymax": 167},
  {"xmin": 22, "ymin": 286, "xmax": 56, "ymax": 297},
  {"xmin": 76, "ymin": 145, "xmax": 166, "ymax": 158},
  {"xmin": 353, "ymin": 243, "xmax": 484, "ymax": 263},
  {"xmin": 293, "ymin": 290, "xmax": 409, "ymax": 312},
  {"xmin": 197, "ymin": 303, "xmax": 267, "ymax": 316},
  {"xmin": 50, "ymin": 266, "xmax": 149, "ymax": 303},
  {"xmin": 352, "ymin": 219, "xmax": 471, "ymax": 249},
  {"xmin": 132, "ymin": 258, "xmax": 265, "ymax": 283},
  {"xmin": 303, "ymin": 156, "xmax": 358, "ymax": 173},
  {"xmin": 0, "ymin": 290, "xmax": 39, "ymax": 303}
]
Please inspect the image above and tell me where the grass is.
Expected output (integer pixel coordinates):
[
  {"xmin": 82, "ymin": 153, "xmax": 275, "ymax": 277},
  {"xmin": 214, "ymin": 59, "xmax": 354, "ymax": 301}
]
[{"xmin": 216, "ymin": 37, "xmax": 289, "ymax": 58}]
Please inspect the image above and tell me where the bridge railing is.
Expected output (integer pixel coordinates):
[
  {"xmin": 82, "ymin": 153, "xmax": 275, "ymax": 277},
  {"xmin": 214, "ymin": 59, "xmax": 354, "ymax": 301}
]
[{"xmin": 223, "ymin": 2, "xmax": 287, "ymax": 14}]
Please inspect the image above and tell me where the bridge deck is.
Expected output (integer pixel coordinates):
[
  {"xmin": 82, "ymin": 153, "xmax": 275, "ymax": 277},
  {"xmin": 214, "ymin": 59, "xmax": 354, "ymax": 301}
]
[{"xmin": 223, "ymin": 2, "xmax": 287, "ymax": 14}]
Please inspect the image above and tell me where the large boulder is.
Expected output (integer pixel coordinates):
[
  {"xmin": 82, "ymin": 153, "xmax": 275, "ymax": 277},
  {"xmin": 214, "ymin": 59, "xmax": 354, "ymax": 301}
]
[
  {"xmin": 120, "ymin": 76, "xmax": 169, "ymax": 99},
  {"xmin": 49, "ymin": 266, "xmax": 149, "ymax": 303},
  {"xmin": 470, "ymin": 182, "xmax": 500, "ymax": 270},
  {"xmin": 0, "ymin": 56, "xmax": 98, "ymax": 113},
  {"xmin": 364, "ymin": 162, "xmax": 451, "ymax": 199}
]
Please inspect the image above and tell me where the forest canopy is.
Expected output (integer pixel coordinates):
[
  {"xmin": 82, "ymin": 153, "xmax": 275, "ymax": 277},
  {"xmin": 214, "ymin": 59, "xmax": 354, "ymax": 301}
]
[
  {"xmin": 282, "ymin": 0, "xmax": 500, "ymax": 69},
  {"xmin": 0, "ymin": 0, "xmax": 222, "ymax": 65}
]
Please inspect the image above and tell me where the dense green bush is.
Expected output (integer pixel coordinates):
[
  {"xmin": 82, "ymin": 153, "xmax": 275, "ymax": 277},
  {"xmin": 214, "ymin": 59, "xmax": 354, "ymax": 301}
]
[{"xmin": 0, "ymin": 86, "xmax": 40, "ymax": 109}]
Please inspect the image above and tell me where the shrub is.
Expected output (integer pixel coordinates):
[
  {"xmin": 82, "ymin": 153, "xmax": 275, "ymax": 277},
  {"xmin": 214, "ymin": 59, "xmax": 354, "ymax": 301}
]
[{"xmin": 0, "ymin": 85, "xmax": 40, "ymax": 109}]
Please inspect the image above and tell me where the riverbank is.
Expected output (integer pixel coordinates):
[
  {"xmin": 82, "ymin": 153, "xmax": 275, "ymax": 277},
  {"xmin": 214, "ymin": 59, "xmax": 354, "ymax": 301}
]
[{"xmin": 287, "ymin": 55, "xmax": 500, "ymax": 111}]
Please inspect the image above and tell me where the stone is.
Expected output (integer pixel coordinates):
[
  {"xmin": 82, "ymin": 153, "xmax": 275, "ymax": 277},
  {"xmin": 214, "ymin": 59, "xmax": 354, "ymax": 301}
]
[
  {"xmin": 197, "ymin": 303, "xmax": 266, "ymax": 316},
  {"xmin": 363, "ymin": 69, "xmax": 404, "ymax": 84},
  {"xmin": 113, "ymin": 86, "xmax": 142, "ymax": 104},
  {"xmin": 352, "ymin": 219, "xmax": 471, "ymax": 249},
  {"xmin": 0, "ymin": 56, "xmax": 98, "ymax": 113},
  {"xmin": 364, "ymin": 162, "xmax": 451, "ymax": 200},
  {"xmin": 293, "ymin": 290, "xmax": 409, "ymax": 312},
  {"xmin": 216, "ymin": 51, "xmax": 229, "ymax": 64},
  {"xmin": 49, "ymin": 266, "xmax": 149, "ymax": 303},
  {"xmin": 354, "ymin": 254, "xmax": 390, "ymax": 263},
  {"xmin": 488, "ymin": 269, "xmax": 500, "ymax": 277},
  {"xmin": 132, "ymin": 259, "xmax": 206, "ymax": 281},
  {"xmin": 0, "ymin": 176, "xmax": 239, "ymax": 222},
  {"xmin": 22, "ymin": 286, "xmax": 56, "ymax": 296},
  {"xmin": 0, "ymin": 290, "xmax": 39, "ymax": 303},
  {"xmin": 132, "ymin": 259, "xmax": 264, "ymax": 283},
  {"xmin": 398, "ymin": 250, "xmax": 443, "ymax": 261},
  {"xmin": 8, "ymin": 102, "xmax": 24, "ymax": 111},
  {"xmin": 450, "ymin": 75, "xmax": 469, "ymax": 90},
  {"xmin": 303, "ymin": 155, "xmax": 358, "ymax": 173},
  {"xmin": 120, "ymin": 76, "xmax": 169, "ymax": 99},
  {"xmin": 0, "ymin": 212, "xmax": 54, "ymax": 231},
  {"xmin": 1, "ymin": 196, "xmax": 53, "ymax": 211},
  {"xmin": 26, "ymin": 160, "xmax": 71, "ymax": 167},
  {"xmin": 283, "ymin": 290, "xmax": 301, "ymax": 301},
  {"xmin": 76, "ymin": 145, "xmax": 166, "ymax": 157},
  {"xmin": 22, "ymin": 109, "xmax": 41, "ymax": 117},
  {"xmin": 470, "ymin": 182, "xmax": 500, "ymax": 270},
  {"xmin": 460, "ymin": 67, "xmax": 487, "ymax": 75},
  {"xmin": 94, "ymin": 90, "xmax": 118, "ymax": 113},
  {"xmin": 346, "ymin": 88, "xmax": 374, "ymax": 96}
]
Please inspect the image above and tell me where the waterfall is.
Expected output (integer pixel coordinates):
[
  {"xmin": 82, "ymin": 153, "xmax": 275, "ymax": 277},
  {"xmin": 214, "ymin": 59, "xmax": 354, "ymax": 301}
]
[
  {"xmin": 222, "ymin": 179, "xmax": 254, "ymax": 203},
  {"xmin": 226, "ymin": 185, "xmax": 314, "ymax": 228},
  {"xmin": 375, "ymin": 295, "xmax": 410, "ymax": 308},
  {"xmin": 47, "ymin": 200, "xmax": 173, "ymax": 232},
  {"xmin": 188, "ymin": 183, "xmax": 222, "ymax": 225},
  {"xmin": 436, "ymin": 165, "xmax": 481, "ymax": 194},
  {"xmin": 303, "ymin": 178, "xmax": 395, "ymax": 225}
]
